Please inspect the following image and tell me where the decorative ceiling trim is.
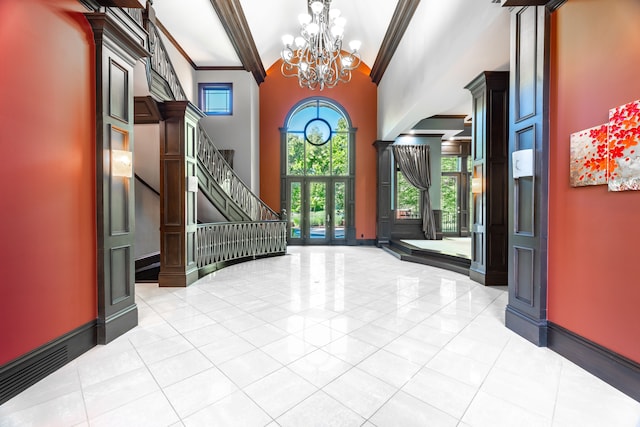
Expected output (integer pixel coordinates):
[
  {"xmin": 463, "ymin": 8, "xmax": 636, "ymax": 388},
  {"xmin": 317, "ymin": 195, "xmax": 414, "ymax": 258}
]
[
  {"xmin": 370, "ymin": 0, "xmax": 420, "ymax": 85},
  {"xmin": 156, "ymin": 19, "xmax": 197, "ymax": 69},
  {"xmin": 503, "ymin": 0, "xmax": 565, "ymax": 8},
  {"xmin": 196, "ymin": 66, "xmax": 246, "ymax": 71},
  {"xmin": 502, "ymin": 0, "xmax": 566, "ymax": 11},
  {"xmin": 93, "ymin": 0, "xmax": 142, "ymax": 7},
  {"xmin": 209, "ymin": 0, "xmax": 266, "ymax": 85},
  {"xmin": 546, "ymin": 0, "xmax": 567, "ymax": 12},
  {"xmin": 155, "ymin": 19, "xmax": 246, "ymax": 72},
  {"xmin": 79, "ymin": 0, "xmax": 102, "ymax": 11}
]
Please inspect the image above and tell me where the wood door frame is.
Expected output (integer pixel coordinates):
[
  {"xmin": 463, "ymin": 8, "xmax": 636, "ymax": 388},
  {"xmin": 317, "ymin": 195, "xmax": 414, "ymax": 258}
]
[
  {"xmin": 284, "ymin": 176, "xmax": 349, "ymax": 245},
  {"xmin": 279, "ymin": 97, "xmax": 356, "ymax": 246}
]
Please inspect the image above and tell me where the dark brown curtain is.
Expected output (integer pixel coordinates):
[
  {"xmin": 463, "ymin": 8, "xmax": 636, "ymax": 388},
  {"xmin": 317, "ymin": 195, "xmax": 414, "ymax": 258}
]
[{"xmin": 392, "ymin": 143, "xmax": 436, "ymax": 239}]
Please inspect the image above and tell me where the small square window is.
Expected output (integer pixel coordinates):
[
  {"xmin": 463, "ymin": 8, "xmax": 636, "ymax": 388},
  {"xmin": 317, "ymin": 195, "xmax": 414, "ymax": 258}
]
[{"xmin": 199, "ymin": 83, "xmax": 232, "ymax": 116}]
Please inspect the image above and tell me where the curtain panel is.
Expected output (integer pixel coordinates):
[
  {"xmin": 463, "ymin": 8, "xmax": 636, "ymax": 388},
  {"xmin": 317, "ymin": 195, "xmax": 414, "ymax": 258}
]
[{"xmin": 392, "ymin": 144, "xmax": 436, "ymax": 239}]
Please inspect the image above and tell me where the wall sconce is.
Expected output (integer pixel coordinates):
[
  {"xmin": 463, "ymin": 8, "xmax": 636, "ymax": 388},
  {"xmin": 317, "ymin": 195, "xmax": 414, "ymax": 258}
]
[
  {"xmin": 112, "ymin": 149, "xmax": 132, "ymax": 178},
  {"xmin": 512, "ymin": 148, "xmax": 534, "ymax": 178},
  {"xmin": 472, "ymin": 177, "xmax": 483, "ymax": 194}
]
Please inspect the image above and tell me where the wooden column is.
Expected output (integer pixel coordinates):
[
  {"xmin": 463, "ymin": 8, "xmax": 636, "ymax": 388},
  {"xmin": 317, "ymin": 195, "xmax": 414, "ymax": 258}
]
[
  {"xmin": 86, "ymin": 12, "xmax": 148, "ymax": 344},
  {"xmin": 374, "ymin": 140, "xmax": 393, "ymax": 246},
  {"xmin": 466, "ymin": 71, "xmax": 510, "ymax": 286},
  {"xmin": 158, "ymin": 102, "xmax": 203, "ymax": 287},
  {"xmin": 504, "ymin": 5, "xmax": 551, "ymax": 346}
]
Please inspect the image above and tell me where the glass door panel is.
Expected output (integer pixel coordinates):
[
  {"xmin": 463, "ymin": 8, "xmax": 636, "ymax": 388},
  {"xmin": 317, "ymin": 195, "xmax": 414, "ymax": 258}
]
[
  {"xmin": 289, "ymin": 181, "xmax": 302, "ymax": 240},
  {"xmin": 287, "ymin": 178, "xmax": 348, "ymax": 244},
  {"xmin": 308, "ymin": 181, "xmax": 327, "ymax": 242},
  {"xmin": 334, "ymin": 181, "xmax": 346, "ymax": 240},
  {"xmin": 441, "ymin": 175, "xmax": 460, "ymax": 234}
]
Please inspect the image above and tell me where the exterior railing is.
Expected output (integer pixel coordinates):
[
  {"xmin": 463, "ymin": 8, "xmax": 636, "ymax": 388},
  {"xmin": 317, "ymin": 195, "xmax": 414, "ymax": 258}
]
[
  {"xmin": 441, "ymin": 211, "xmax": 458, "ymax": 233},
  {"xmin": 198, "ymin": 124, "xmax": 280, "ymax": 221},
  {"xmin": 197, "ymin": 221, "xmax": 287, "ymax": 269}
]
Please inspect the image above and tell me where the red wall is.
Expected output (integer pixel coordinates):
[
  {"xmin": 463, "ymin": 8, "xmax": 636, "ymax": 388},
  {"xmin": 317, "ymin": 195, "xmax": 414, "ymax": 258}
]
[
  {"xmin": 549, "ymin": 0, "xmax": 640, "ymax": 362},
  {"xmin": 0, "ymin": 0, "xmax": 96, "ymax": 365},
  {"xmin": 260, "ymin": 60, "xmax": 378, "ymax": 239}
]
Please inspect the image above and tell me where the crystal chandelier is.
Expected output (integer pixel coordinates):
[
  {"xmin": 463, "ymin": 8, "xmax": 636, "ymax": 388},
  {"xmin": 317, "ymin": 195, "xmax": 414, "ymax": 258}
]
[{"xmin": 281, "ymin": 0, "xmax": 361, "ymax": 90}]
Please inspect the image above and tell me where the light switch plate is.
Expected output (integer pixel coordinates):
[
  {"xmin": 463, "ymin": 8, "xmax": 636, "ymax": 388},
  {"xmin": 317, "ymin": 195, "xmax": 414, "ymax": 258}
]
[
  {"xmin": 512, "ymin": 149, "xmax": 534, "ymax": 178},
  {"xmin": 187, "ymin": 176, "xmax": 199, "ymax": 192}
]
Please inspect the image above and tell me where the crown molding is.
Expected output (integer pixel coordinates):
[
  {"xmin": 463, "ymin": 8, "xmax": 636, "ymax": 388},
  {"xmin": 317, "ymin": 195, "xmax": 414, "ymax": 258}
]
[
  {"xmin": 195, "ymin": 66, "xmax": 246, "ymax": 71},
  {"xmin": 503, "ymin": 0, "xmax": 567, "ymax": 10},
  {"xmin": 155, "ymin": 19, "xmax": 197, "ymax": 69},
  {"xmin": 546, "ymin": 0, "xmax": 567, "ymax": 12},
  {"xmin": 370, "ymin": 0, "xmax": 420, "ymax": 85},
  {"xmin": 93, "ymin": 0, "xmax": 143, "ymax": 7}
]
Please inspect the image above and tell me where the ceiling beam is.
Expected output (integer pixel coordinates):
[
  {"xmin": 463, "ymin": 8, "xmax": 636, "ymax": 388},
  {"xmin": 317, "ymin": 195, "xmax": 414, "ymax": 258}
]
[
  {"xmin": 370, "ymin": 0, "xmax": 420, "ymax": 85},
  {"xmin": 93, "ymin": 0, "xmax": 143, "ymax": 7},
  {"xmin": 209, "ymin": 0, "xmax": 266, "ymax": 85},
  {"xmin": 503, "ymin": 0, "xmax": 566, "ymax": 10}
]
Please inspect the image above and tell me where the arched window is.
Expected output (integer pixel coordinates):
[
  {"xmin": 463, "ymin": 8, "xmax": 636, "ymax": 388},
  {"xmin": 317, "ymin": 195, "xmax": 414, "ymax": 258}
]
[
  {"xmin": 281, "ymin": 98, "xmax": 355, "ymax": 245},
  {"xmin": 285, "ymin": 99, "xmax": 351, "ymax": 176}
]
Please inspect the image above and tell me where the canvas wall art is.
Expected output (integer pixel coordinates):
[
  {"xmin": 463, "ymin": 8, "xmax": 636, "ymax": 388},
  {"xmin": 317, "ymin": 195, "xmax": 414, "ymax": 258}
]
[
  {"xmin": 569, "ymin": 124, "xmax": 608, "ymax": 187},
  {"xmin": 608, "ymin": 100, "xmax": 640, "ymax": 191}
]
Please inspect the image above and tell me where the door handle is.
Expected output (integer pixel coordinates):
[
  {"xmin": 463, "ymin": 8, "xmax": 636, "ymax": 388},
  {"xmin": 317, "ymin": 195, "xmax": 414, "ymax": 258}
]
[{"xmin": 326, "ymin": 214, "xmax": 330, "ymax": 223}]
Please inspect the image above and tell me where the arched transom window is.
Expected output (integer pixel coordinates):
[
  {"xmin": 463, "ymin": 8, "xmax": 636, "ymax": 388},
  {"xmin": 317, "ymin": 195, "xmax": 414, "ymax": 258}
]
[{"xmin": 285, "ymin": 99, "xmax": 350, "ymax": 176}]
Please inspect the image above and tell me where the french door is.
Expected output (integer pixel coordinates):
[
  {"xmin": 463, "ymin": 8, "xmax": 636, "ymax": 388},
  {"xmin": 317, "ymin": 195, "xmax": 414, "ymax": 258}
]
[
  {"xmin": 441, "ymin": 172, "xmax": 471, "ymax": 237},
  {"xmin": 287, "ymin": 178, "xmax": 347, "ymax": 245}
]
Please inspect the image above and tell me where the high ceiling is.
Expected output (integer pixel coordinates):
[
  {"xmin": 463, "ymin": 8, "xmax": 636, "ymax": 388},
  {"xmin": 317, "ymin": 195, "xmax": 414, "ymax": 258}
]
[
  {"xmin": 143, "ymin": 0, "xmax": 511, "ymax": 138},
  {"xmin": 151, "ymin": 0, "xmax": 403, "ymax": 70}
]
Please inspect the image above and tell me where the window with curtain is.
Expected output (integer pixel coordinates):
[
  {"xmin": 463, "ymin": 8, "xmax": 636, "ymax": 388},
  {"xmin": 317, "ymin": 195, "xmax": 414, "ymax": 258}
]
[{"xmin": 395, "ymin": 165, "xmax": 421, "ymax": 219}]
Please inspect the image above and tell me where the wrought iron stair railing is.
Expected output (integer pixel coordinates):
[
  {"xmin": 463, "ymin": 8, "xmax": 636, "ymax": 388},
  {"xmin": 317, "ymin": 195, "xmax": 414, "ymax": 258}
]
[
  {"xmin": 197, "ymin": 221, "xmax": 287, "ymax": 275},
  {"xmin": 147, "ymin": 21, "xmax": 187, "ymax": 102},
  {"xmin": 195, "ymin": 125, "xmax": 287, "ymax": 275},
  {"xmin": 123, "ymin": 6, "xmax": 286, "ymax": 278},
  {"xmin": 198, "ymin": 124, "xmax": 281, "ymax": 221}
]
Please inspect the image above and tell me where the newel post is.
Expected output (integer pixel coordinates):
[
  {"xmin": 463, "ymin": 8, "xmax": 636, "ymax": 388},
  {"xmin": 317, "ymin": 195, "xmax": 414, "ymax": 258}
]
[{"xmin": 158, "ymin": 102, "xmax": 204, "ymax": 287}]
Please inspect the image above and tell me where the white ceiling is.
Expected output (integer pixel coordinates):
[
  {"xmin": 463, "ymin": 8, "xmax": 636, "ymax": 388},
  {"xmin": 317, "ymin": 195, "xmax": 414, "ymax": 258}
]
[
  {"xmin": 236, "ymin": 0, "xmax": 399, "ymax": 70},
  {"xmin": 151, "ymin": 0, "xmax": 400, "ymax": 69},
  {"xmin": 144, "ymin": 0, "xmax": 511, "ymax": 138},
  {"xmin": 152, "ymin": 0, "xmax": 241, "ymax": 66}
]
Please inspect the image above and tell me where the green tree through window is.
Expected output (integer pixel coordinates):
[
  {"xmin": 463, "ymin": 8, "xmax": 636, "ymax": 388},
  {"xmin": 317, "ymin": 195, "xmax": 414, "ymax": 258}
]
[
  {"xmin": 285, "ymin": 99, "xmax": 352, "ymax": 241},
  {"xmin": 396, "ymin": 170, "xmax": 420, "ymax": 219},
  {"xmin": 286, "ymin": 103, "xmax": 349, "ymax": 177}
]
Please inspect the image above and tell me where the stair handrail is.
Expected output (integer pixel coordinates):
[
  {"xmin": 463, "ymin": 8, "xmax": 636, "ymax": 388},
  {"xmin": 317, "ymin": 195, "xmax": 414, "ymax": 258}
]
[
  {"xmin": 146, "ymin": 20, "xmax": 187, "ymax": 101},
  {"xmin": 123, "ymin": 7, "xmax": 144, "ymax": 27},
  {"xmin": 197, "ymin": 124, "xmax": 280, "ymax": 221}
]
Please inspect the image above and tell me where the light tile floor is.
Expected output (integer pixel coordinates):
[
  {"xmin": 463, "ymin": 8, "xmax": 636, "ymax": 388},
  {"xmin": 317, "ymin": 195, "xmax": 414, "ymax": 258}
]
[{"xmin": 2, "ymin": 246, "xmax": 639, "ymax": 427}]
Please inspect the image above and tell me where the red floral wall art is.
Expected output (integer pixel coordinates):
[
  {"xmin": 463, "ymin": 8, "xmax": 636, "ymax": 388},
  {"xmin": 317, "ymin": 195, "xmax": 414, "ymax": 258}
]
[
  {"xmin": 608, "ymin": 100, "xmax": 640, "ymax": 191},
  {"xmin": 570, "ymin": 124, "xmax": 608, "ymax": 187},
  {"xmin": 569, "ymin": 99, "xmax": 640, "ymax": 190}
]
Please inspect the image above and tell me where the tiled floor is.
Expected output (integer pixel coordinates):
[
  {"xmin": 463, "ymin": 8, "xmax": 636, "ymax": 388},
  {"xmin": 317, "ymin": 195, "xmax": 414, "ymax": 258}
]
[{"xmin": 2, "ymin": 246, "xmax": 639, "ymax": 426}]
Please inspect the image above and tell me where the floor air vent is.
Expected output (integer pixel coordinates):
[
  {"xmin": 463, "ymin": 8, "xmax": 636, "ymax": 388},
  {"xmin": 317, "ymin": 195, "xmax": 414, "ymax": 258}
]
[{"xmin": 0, "ymin": 346, "xmax": 68, "ymax": 405}]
